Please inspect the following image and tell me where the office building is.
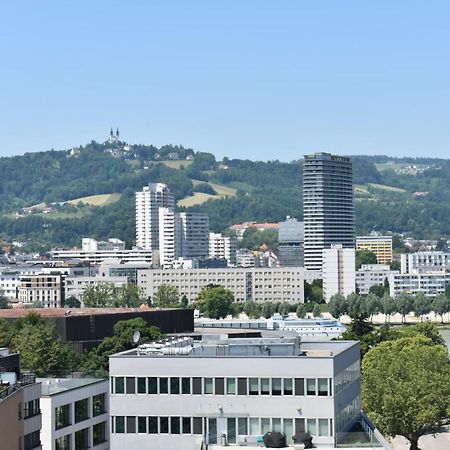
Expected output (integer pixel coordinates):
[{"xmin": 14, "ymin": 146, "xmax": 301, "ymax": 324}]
[
  {"xmin": 138, "ymin": 267, "xmax": 304, "ymax": 304},
  {"xmin": 109, "ymin": 335, "xmax": 389, "ymax": 450},
  {"xmin": 176, "ymin": 213, "xmax": 210, "ymax": 261},
  {"xmin": 388, "ymin": 270, "xmax": 450, "ymax": 298},
  {"xmin": 355, "ymin": 264, "xmax": 395, "ymax": 296},
  {"xmin": 400, "ymin": 251, "xmax": 450, "ymax": 274},
  {"xmin": 322, "ymin": 246, "xmax": 355, "ymax": 303},
  {"xmin": 303, "ymin": 153, "xmax": 354, "ymax": 272},
  {"xmin": 39, "ymin": 378, "xmax": 109, "ymax": 450},
  {"xmin": 209, "ymin": 233, "xmax": 237, "ymax": 267},
  {"xmin": 18, "ymin": 273, "xmax": 65, "ymax": 308},
  {"xmin": 356, "ymin": 235, "xmax": 393, "ymax": 264},
  {"xmin": 136, "ymin": 183, "xmax": 175, "ymax": 251},
  {"xmin": 236, "ymin": 249, "xmax": 256, "ymax": 268},
  {"xmin": 278, "ymin": 217, "xmax": 304, "ymax": 267}
]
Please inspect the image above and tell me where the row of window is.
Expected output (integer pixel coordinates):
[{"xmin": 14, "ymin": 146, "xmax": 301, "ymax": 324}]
[
  {"xmin": 55, "ymin": 422, "xmax": 107, "ymax": 450},
  {"xmin": 111, "ymin": 376, "xmax": 332, "ymax": 397},
  {"xmin": 111, "ymin": 416, "xmax": 334, "ymax": 441},
  {"xmin": 19, "ymin": 399, "xmax": 40, "ymax": 420},
  {"xmin": 334, "ymin": 361, "xmax": 360, "ymax": 395}
]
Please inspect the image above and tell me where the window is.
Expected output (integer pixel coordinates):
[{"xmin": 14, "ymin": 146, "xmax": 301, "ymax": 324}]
[
  {"xmin": 261, "ymin": 378, "xmax": 270, "ymax": 395},
  {"xmin": 75, "ymin": 428, "xmax": 89, "ymax": 450},
  {"xmin": 24, "ymin": 399, "xmax": 40, "ymax": 418},
  {"xmin": 249, "ymin": 378, "xmax": 259, "ymax": 395},
  {"xmin": 226, "ymin": 378, "xmax": 236, "ymax": 395},
  {"xmin": 126, "ymin": 377, "xmax": 135, "ymax": 394},
  {"xmin": 307, "ymin": 418, "xmax": 317, "ymax": 436},
  {"xmin": 171, "ymin": 417, "xmax": 180, "ymax": 434},
  {"xmin": 283, "ymin": 378, "xmax": 293, "ymax": 395},
  {"xmin": 318, "ymin": 419, "xmax": 329, "ymax": 436},
  {"xmin": 148, "ymin": 377, "xmax": 157, "ymax": 394},
  {"xmin": 227, "ymin": 418, "xmax": 236, "ymax": 443},
  {"xmin": 215, "ymin": 378, "xmax": 224, "ymax": 395},
  {"xmin": 115, "ymin": 377, "xmax": 125, "ymax": 394},
  {"xmin": 92, "ymin": 393, "xmax": 106, "ymax": 416},
  {"xmin": 306, "ymin": 379, "xmax": 316, "ymax": 396},
  {"xmin": 284, "ymin": 419, "xmax": 294, "ymax": 444},
  {"xmin": 55, "ymin": 435, "xmax": 70, "ymax": 450},
  {"xmin": 148, "ymin": 417, "xmax": 158, "ymax": 433},
  {"xmin": 318, "ymin": 378, "xmax": 329, "ymax": 396},
  {"xmin": 160, "ymin": 417, "xmax": 169, "ymax": 433},
  {"xmin": 115, "ymin": 416, "xmax": 125, "ymax": 433},
  {"xmin": 182, "ymin": 377, "xmax": 191, "ymax": 394},
  {"xmin": 24, "ymin": 431, "xmax": 41, "ymax": 450},
  {"xmin": 238, "ymin": 418, "xmax": 248, "ymax": 435},
  {"xmin": 127, "ymin": 416, "xmax": 136, "ymax": 433},
  {"xmin": 170, "ymin": 378, "xmax": 180, "ymax": 394},
  {"xmin": 261, "ymin": 418, "xmax": 271, "ymax": 434},
  {"xmin": 75, "ymin": 398, "xmax": 89, "ymax": 423},
  {"xmin": 159, "ymin": 378, "xmax": 168, "ymax": 394},
  {"xmin": 272, "ymin": 418, "xmax": 282, "ymax": 432},
  {"xmin": 237, "ymin": 378, "xmax": 247, "ymax": 395},
  {"xmin": 182, "ymin": 417, "xmax": 191, "ymax": 434},
  {"xmin": 193, "ymin": 377, "xmax": 202, "ymax": 394},
  {"xmin": 93, "ymin": 421, "xmax": 107, "ymax": 445},
  {"xmin": 249, "ymin": 418, "xmax": 259, "ymax": 435},
  {"xmin": 193, "ymin": 417, "xmax": 203, "ymax": 434},
  {"xmin": 55, "ymin": 404, "xmax": 71, "ymax": 430},
  {"xmin": 295, "ymin": 378, "xmax": 304, "ymax": 396},
  {"xmin": 272, "ymin": 378, "xmax": 282, "ymax": 395},
  {"xmin": 204, "ymin": 378, "xmax": 213, "ymax": 394},
  {"xmin": 295, "ymin": 418, "xmax": 305, "ymax": 433},
  {"xmin": 138, "ymin": 417, "xmax": 147, "ymax": 433},
  {"xmin": 137, "ymin": 377, "xmax": 146, "ymax": 393}
]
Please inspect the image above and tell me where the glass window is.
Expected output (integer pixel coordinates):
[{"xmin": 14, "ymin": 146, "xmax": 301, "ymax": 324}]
[
  {"xmin": 138, "ymin": 417, "xmax": 147, "ymax": 433},
  {"xmin": 249, "ymin": 418, "xmax": 259, "ymax": 435},
  {"xmin": 75, "ymin": 398, "xmax": 89, "ymax": 423},
  {"xmin": 148, "ymin": 417, "xmax": 158, "ymax": 433},
  {"xmin": 272, "ymin": 378, "xmax": 282, "ymax": 395},
  {"xmin": 55, "ymin": 404, "xmax": 71, "ymax": 430},
  {"xmin": 137, "ymin": 377, "xmax": 146, "ymax": 394},
  {"xmin": 307, "ymin": 418, "xmax": 317, "ymax": 436},
  {"xmin": 272, "ymin": 418, "xmax": 282, "ymax": 432},
  {"xmin": 148, "ymin": 377, "xmax": 157, "ymax": 394},
  {"xmin": 126, "ymin": 377, "xmax": 135, "ymax": 394},
  {"xmin": 283, "ymin": 378, "xmax": 293, "ymax": 395},
  {"xmin": 92, "ymin": 393, "xmax": 106, "ymax": 416},
  {"xmin": 182, "ymin": 378, "xmax": 191, "ymax": 394},
  {"xmin": 116, "ymin": 416, "xmax": 125, "ymax": 433},
  {"xmin": 193, "ymin": 417, "xmax": 203, "ymax": 434},
  {"xmin": 261, "ymin": 418, "xmax": 271, "ymax": 434},
  {"xmin": 171, "ymin": 417, "xmax": 180, "ymax": 434},
  {"xmin": 170, "ymin": 378, "xmax": 180, "ymax": 394},
  {"xmin": 261, "ymin": 378, "xmax": 270, "ymax": 395},
  {"xmin": 55, "ymin": 435, "xmax": 70, "ymax": 450},
  {"xmin": 115, "ymin": 377, "xmax": 124, "ymax": 394},
  {"xmin": 307, "ymin": 378, "xmax": 316, "ymax": 395},
  {"xmin": 182, "ymin": 417, "xmax": 191, "ymax": 434},
  {"xmin": 126, "ymin": 416, "xmax": 136, "ymax": 433},
  {"xmin": 237, "ymin": 378, "xmax": 247, "ymax": 395},
  {"xmin": 226, "ymin": 378, "xmax": 236, "ymax": 395},
  {"xmin": 160, "ymin": 417, "xmax": 169, "ymax": 433},
  {"xmin": 159, "ymin": 378, "xmax": 168, "ymax": 394},
  {"xmin": 227, "ymin": 418, "xmax": 236, "ymax": 444},
  {"xmin": 318, "ymin": 378, "xmax": 329, "ymax": 396},
  {"xmin": 204, "ymin": 378, "xmax": 213, "ymax": 394},
  {"xmin": 193, "ymin": 377, "xmax": 202, "ymax": 394},
  {"xmin": 284, "ymin": 419, "xmax": 294, "ymax": 444},
  {"xmin": 318, "ymin": 419, "xmax": 329, "ymax": 436},
  {"xmin": 238, "ymin": 418, "xmax": 248, "ymax": 435},
  {"xmin": 295, "ymin": 378, "xmax": 304, "ymax": 396},
  {"xmin": 208, "ymin": 418, "xmax": 217, "ymax": 444},
  {"xmin": 249, "ymin": 378, "xmax": 259, "ymax": 395},
  {"xmin": 215, "ymin": 378, "xmax": 225, "ymax": 395},
  {"xmin": 295, "ymin": 418, "xmax": 305, "ymax": 433}
]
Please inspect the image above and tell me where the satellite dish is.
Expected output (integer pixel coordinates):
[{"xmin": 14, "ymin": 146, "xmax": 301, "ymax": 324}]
[{"xmin": 133, "ymin": 331, "xmax": 141, "ymax": 344}]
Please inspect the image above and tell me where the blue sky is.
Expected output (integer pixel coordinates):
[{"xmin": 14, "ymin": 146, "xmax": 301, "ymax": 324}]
[{"xmin": 1, "ymin": 1, "xmax": 450, "ymax": 160}]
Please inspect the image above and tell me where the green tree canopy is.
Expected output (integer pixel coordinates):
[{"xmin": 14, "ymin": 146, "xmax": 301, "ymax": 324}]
[
  {"xmin": 81, "ymin": 283, "xmax": 143, "ymax": 308},
  {"xmin": 355, "ymin": 249, "xmax": 377, "ymax": 269},
  {"xmin": 197, "ymin": 286, "xmax": 234, "ymax": 319},
  {"xmin": 152, "ymin": 284, "xmax": 180, "ymax": 308}
]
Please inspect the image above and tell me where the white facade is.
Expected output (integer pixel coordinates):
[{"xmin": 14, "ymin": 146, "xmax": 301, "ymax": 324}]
[
  {"xmin": 400, "ymin": 251, "xmax": 450, "ymax": 274},
  {"xmin": 136, "ymin": 183, "xmax": 175, "ymax": 250},
  {"xmin": 65, "ymin": 276, "xmax": 128, "ymax": 300},
  {"xmin": 39, "ymin": 378, "xmax": 109, "ymax": 450},
  {"xmin": 209, "ymin": 233, "xmax": 237, "ymax": 266},
  {"xmin": 355, "ymin": 264, "xmax": 395, "ymax": 295},
  {"xmin": 236, "ymin": 249, "xmax": 256, "ymax": 268},
  {"xmin": 51, "ymin": 247, "xmax": 152, "ymax": 265},
  {"xmin": 158, "ymin": 207, "xmax": 177, "ymax": 269},
  {"xmin": 109, "ymin": 336, "xmax": 362, "ymax": 450},
  {"xmin": 82, "ymin": 238, "xmax": 125, "ymax": 252},
  {"xmin": 0, "ymin": 269, "xmax": 21, "ymax": 299},
  {"xmin": 322, "ymin": 246, "xmax": 355, "ymax": 302},
  {"xmin": 138, "ymin": 267, "xmax": 304, "ymax": 303},
  {"xmin": 18, "ymin": 274, "xmax": 64, "ymax": 308},
  {"xmin": 177, "ymin": 213, "xmax": 209, "ymax": 261},
  {"xmin": 388, "ymin": 270, "xmax": 450, "ymax": 297}
]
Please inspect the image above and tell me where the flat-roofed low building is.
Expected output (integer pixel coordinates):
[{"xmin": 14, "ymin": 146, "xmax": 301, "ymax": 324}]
[
  {"xmin": 388, "ymin": 270, "xmax": 450, "ymax": 297},
  {"xmin": 400, "ymin": 251, "xmax": 450, "ymax": 274},
  {"xmin": 356, "ymin": 236, "xmax": 393, "ymax": 265},
  {"xmin": 355, "ymin": 264, "xmax": 396, "ymax": 295}
]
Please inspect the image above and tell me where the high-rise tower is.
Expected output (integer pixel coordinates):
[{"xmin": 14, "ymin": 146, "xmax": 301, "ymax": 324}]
[{"xmin": 303, "ymin": 152, "xmax": 354, "ymax": 272}]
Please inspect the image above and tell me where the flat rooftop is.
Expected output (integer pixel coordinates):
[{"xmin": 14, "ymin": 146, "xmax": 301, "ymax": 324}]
[{"xmin": 38, "ymin": 377, "xmax": 106, "ymax": 396}]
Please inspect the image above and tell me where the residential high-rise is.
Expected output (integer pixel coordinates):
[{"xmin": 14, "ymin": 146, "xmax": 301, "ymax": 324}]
[
  {"xmin": 177, "ymin": 213, "xmax": 209, "ymax": 260},
  {"xmin": 278, "ymin": 217, "xmax": 304, "ymax": 267},
  {"xmin": 209, "ymin": 232, "xmax": 237, "ymax": 266},
  {"xmin": 356, "ymin": 235, "xmax": 393, "ymax": 264},
  {"xmin": 303, "ymin": 152, "xmax": 354, "ymax": 272},
  {"xmin": 135, "ymin": 183, "xmax": 175, "ymax": 250}
]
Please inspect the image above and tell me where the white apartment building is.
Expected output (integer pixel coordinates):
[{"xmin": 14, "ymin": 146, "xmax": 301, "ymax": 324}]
[
  {"xmin": 39, "ymin": 378, "xmax": 109, "ymax": 450},
  {"xmin": 108, "ymin": 335, "xmax": 380, "ymax": 450},
  {"xmin": 158, "ymin": 207, "xmax": 178, "ymax": 268},
  {"xmin": 236, "ymin": 249, "xmax": 256, "ymax": 268},
  {"xmin": 400, "ymin": 251, "xmax": 450, "ymax": 274},
  {"xmin": 209, "ymin": 233, "xmax": 237, "ymax": 267},
  {"xmin": 355, "ymin": 264, "xmax": 395, "ymax": 295},
  {"xmin": 388, "ymin": 270, "xmax": 450, "ymax": 298},
  {"xmin": 18, "ymin": 274, "xmax": 65, "ymax": 308},
  {"xmin": 138, "ymin": 267, "xmax": 304, "ymax": 303},
  {"xmin": 322, "ymin": 246, "xmax": 355, "ymax": 303},
  {"xmin": 136, "ymin": 183, "xmax": 175, "ymax": 250}
]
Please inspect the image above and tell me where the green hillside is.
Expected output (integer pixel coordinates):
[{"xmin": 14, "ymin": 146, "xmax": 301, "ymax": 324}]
[{"xmin": 0, "ymin": 140, "xmax": 448, "ymax": 248}]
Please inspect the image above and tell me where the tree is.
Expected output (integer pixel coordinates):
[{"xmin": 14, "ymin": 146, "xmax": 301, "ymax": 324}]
[
  {"xmin": 346, "ymin": 293, "xmax": 369, "ymax": 322},
  {"xmin": 328, "ymin": 293, "xmax": 346, "ymax": 319},
  {"xmin": 381, "ymin": 293, "xmax": 396, "ymax": 323},
  {"xmin": 362, "ymin": 336, "xmax": 450, "ymax": 450},
  {"xmin": 197, "ymin": 286, "xmax": 234, "ymax": 319},
  {"xmin": 355, "ymin": 250, "xmax": 377, "ymax": 269},
  {"xmin": 296, "ymin": 304, "xmax": 306, "ymax": 319},
  {"xmin": 365, "ymin": 293, "xmax": 381, "ymax": 323},
  {"xmin": 0, "ymin": 295, "xmax": 10, "ymax": 309},
  {"xmin": 261, "ymin": 302, "xmax": 275, "ymax": 319},
  {"xmin": 65, "ymin": 296, "xmax": 81, "ymax": 308},
  {"xmin": 395, "ymin": 292, "xmax": 413, "ymax": 323},
  {"xmin": 435, "ymin": 238, "xmax": 449, "ymax": 252},
  {"xmin": 390, "ymin": 260, "xmax": 401, "ymax": 271},
  {"xmin": 432, "ymin": 294, "xmax": 450, "ymax": 323},
  {"xmin": 312, "ymin": 303, "xmax": 321, "ymax": 318},
  {"xmin": 81, "ymin": 283, "xmax": 114, "ymax": 307},
  {"xmin": 180, "ymin": 294, "xmax": 189, "ymax": 308},
  {"xmin": 413, "ymin": 292, "xmax": 432, "ymax": 322},
  {"xmin": 152, "ymin": 284, "xmax": 180, "ymax": 308},
  {"xmin": 368, "ymin": 284, "xmax": 385, "ymax": 298}
]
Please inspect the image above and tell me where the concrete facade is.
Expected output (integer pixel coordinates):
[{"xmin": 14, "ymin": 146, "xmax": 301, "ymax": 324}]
[{"xmin": 323, "ymin": 246, "xmax": 355, "ymax": 302}]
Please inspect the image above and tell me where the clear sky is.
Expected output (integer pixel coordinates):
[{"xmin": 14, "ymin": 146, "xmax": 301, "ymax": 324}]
[{"xmin": 1, "ymin": 1, "xmax": 450, "ymax": 160}]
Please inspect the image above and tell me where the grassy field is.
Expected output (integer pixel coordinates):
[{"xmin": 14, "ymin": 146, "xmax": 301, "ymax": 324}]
[
  {"xmin": 67, "ymin": 193, "xmax": 122, "ymax": 206},
  {"xmin": 367, "ymin": 183, "xmax": 407, "ymax": 193},
  {"xmin": 177, "ymin": 192, "xmax": 217, "ymax": 207},
  {"xmin": 354, "ymin": 184, "xmax": 371, "ymax": 195},
  {"xmin": 191, "ymin": 179, "xmax": 237, "ymax": 197},
  {"xmin": 159, "ymin": 159, "xmax": 193, "ymax": 169}
]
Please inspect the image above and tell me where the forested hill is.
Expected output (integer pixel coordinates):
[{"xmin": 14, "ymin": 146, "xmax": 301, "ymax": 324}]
[{"xmin": 0, "ymin": 139, "xmax": 448, "ymax": 249}]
